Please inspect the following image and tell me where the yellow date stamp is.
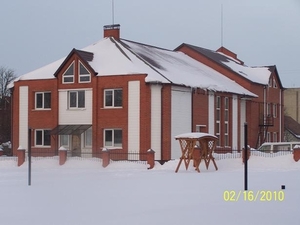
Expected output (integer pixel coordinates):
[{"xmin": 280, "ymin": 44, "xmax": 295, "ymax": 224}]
[{"xmin": 223, "ymin": 190, "xmax": 285, "ymax": 202}]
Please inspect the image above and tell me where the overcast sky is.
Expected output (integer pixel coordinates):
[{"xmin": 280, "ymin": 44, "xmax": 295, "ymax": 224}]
[{"xmin": 1, "ymin": 0, "xmax": 300, "ymax": 87}]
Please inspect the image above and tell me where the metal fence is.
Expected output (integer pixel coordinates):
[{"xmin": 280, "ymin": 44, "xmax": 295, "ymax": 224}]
[{"xmin": 213, "ymin": 149, "xmax": 293, "ymax": 160}]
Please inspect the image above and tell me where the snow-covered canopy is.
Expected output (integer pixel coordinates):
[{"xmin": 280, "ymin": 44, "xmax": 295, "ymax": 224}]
[
  {"xmin": 9, "ymin": 37, "xmax": 257, "ymax": 97},
  {"xmin": 175, "ymin": 132, "xmax": 217, "ymax": 139}
]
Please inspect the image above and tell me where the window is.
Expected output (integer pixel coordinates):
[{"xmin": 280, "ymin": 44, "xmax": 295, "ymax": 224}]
[
  {"xmin": 63, "ymin": 62, "xmax": 75, "ymax": 83},
  {"xmin": 273, "ymin": 78, "xmax": 277, "ymax": 88},
  {"xmin": 35, "ymin": 92, "xmax": 51, "ymax": 109},
  {"xmin": 79, "ymin": 61, "xmax": 91, "ymax": 83},
  {"xmin": 268, "ymin": 77, "xmax": 272, "ymax": 87},
  {"xmin": 84, "ymin": 128, "xmax": 92, "ymax": 147},
  {"xmin": 60, "ymin": 135, "xmax": 69, "ymax": 147},
  {"xmin": 35, "ymin": 130, "xmax": 51, "ymax": 146},
  {"xmin": 267, "ymin": 103, "xmax": 271, "ymax": 116},
  {"xmin": 195, "ymin": 125, "xmax": 206, "ymax": 132},
  {"xmin": 104, "ymin": 89, "xmax": 122, "ymax": 107},
  {"xmin": 273, "ymin": 132, "xmax": 277, "ymax": 142},
  {"xmin": 69, "ymin": 90, "xmax": 85, "ymax": 109},
  {"xmin": 215, "ymin": 96, "xmax": 221, "ymax": 146},
  {"xmin": 104, "ymin": 129, "xmax": 122, "ymax": 147},
  {"xmin": 273, "ymin": 104, "xmax": 277, "ymax": 118},
  {"xmin": 267, "ymin": 132, "xmax": 271, "ymax": 142}
]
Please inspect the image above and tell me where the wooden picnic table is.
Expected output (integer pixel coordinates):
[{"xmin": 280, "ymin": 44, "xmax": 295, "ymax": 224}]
[{"xmin": 175, "ymin": 132, "xmax": 218, "ymax": 173}]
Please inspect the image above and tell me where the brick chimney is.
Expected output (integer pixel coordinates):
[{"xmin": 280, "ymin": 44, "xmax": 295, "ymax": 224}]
[
  {"xmin": 217, "ymin": 46, "xmax": 244, "ymax": 65},
  {"xmin": 103, "ymin": 24, "xmax": 120, "ymax": 40}
]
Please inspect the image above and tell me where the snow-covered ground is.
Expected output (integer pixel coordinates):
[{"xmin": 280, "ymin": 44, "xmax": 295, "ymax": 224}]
[{"xmin": 1, "ymin": 155, "xmax": 299, "ymax": 225}]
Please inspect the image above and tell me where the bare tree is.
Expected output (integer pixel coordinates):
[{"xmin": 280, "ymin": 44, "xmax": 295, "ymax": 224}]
[
  {"xmin": 0, "ymin": 66, "xmax": 16, "ymax": 147},
  {"xmin": 0, "ymin": 66, "xmax": 15, "ymax": 97}
]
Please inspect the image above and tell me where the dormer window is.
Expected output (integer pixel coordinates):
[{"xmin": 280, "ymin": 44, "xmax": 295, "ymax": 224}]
[
  {"xmin": 268, "ymin": 77, "xmax": 272, "ymax": 87},
  {"xmin": 273, "ymin": 78, "xmax": 277, "ymax": 88},
  {"xmin": 63, "ymin": 62, "xmax": 75, "ymax": 83},
  {"xmin": 79, "ymin": 61, "xmax": 91, "ymax": 83}
]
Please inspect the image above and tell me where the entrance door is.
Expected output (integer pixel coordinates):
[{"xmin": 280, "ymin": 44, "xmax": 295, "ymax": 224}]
[{"xmin": 72, "ymin": 134, "xmax": 81, "ymax": 157}]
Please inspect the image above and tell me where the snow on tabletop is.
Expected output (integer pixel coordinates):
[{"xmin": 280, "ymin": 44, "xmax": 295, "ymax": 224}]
[{"xmin": 175, "ymin": 132, "xmax": 217, "ymax": 139}]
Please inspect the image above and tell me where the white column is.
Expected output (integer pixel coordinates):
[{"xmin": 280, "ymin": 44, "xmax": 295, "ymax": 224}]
[
  {"xmin": 151, "ymin": 84, "xmax": 162, "ymax": 160},
  {"xmin": 128, "ymin": 81, "xmax": 140, "ymax": 159},
  {"xmin": 208, "ymin": 91, "xmax": 215, "ymax": 135},
  {"xmin": 232, "ymin": 95, "xmax": 238, "ymax": 150},
  {"xmin": 19, "ymin": 86, "xmax": 29, "ymax": 149}
]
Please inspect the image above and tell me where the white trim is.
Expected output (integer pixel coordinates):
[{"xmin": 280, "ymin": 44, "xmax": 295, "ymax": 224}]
[
  {"xmin": 150, "ymin": 84, "xmax": 162, "ymax": 160},
  {"xmin": 62, "ymin": 61, "xmax": 75, "ymax": 84},
  {"xmin": 19, "ymin": 86, "xmax": 28, "ymax": 150},
  {"xmin": 171, "ymin": 86, "xmax": 192, "ymax": 159},
  {"xmin": 208, "ymin": 91, "xmax": 215, "ymax": 135},
  {"xmin": 240, "ymin": 99, "xmax": 246, "ymax": 149},
  {"xmin": 232, "ymin": 95, "xmax": 238, "ymax": 150},
  {"xmin": 78, "ymin": 61, "xmax": 91, "ymax": 83},
  {"xmin": 128, "ymin": 81, "xmax": 140, "ymax": 159}
]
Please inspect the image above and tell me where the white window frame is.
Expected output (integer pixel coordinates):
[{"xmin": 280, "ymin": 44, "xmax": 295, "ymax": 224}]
[
  {"xmin": 216, "ymin": 96, "xmax": 221, "ymax": 146},
  {"xmin": 273, "ymin": 132, "xmax": 277, "ymax": 142},
  {"xmin": 68, "ymin": 90, "xmax": 85, "ymax": 109},
  {"xmin": 63, "ymin": 62, "xmax": 75, "ymax": 84},
  {"xmin": 104, "ymin": 129, "xmax": 122, "ymax": 148},
  {"xmin": 35, "ymin": 129, "xmax": 51, "ymax": 147},
  {"xmin": 195, "ymin": 125, "xmax": 206, "ymax": 132},
  {"xmin": 79, "ymin": 61, "xmax": 91, "ymax": 83},
  {"xmin": 35, "ymin": 92, "xmax": 51, "ymax": 110},
  {"xmin": 273, "ymin": 104, "xmax": 277, "ymax": 118},
  {"xmin": 104, "ymin": 89, "xmax": 123, "ymax": 108}
]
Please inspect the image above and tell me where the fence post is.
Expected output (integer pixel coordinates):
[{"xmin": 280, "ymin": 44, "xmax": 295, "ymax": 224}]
[
  {"xmin": 242, "ymin": 146, "xmax": 251, "ymax": 163},
  {"xmin": 293, "ymin": 145, "xmax": 300, "ymax": 162},
  {"xmin": 102, "ymin": 148, "xmax": 110, "ymax": 168},
  {"xmin": 147, "ymin": 149, "xmax": 155, "ymax": 169},
  {"xmin": 59, "ymin": 146, "xmax": 68, "ymax": 165},
  {"xmin": 17, "ymin": 146, "xmax": 26, "ymax": 167}
]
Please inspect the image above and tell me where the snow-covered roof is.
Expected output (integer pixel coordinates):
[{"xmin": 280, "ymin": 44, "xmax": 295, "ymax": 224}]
[
  {"xmin": 180, "ymin": 44, "xmax": 272, "ymax": 85},
  {"xmin": 8, "ymin": 37, "xmax": 257, "ymax": 97}
]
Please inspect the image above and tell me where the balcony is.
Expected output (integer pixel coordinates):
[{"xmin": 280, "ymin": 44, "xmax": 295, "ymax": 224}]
[{"xmin": 259, "ymin": 114, "xmax": 274, "ymax": 126}]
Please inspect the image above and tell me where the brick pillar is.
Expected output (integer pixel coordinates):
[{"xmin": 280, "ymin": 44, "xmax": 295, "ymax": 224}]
[
  {"xmin": 17, "ymin": 146, "xmax": 26, "ymax": 167},
  {"xmin": 293, "ymin": 146, "xmax": 300, "ymax": 162},
  {"xmin": 242, "ymin": 147, "xmax": 251, "ymax": 163},
  {"xmin": 102, "ymin": 148, "xmax": 110, "ymax": 168},
  {"xmin": 147, "ymin": 149, "xmax": 155, "ymax": 169},
  {"xmin": 59, "ymin": 146, "xmax": 68, "ymax": 165}
]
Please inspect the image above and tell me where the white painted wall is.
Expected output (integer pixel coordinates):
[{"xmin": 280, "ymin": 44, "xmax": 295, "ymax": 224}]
[
  {"xmin": 128, "ymin": 81, "xmax": 140, "ymax": 159},
  {"xmin": 232, "ymin": 95, "xmax": 238, "ymax": 150},
  {"xmin": 171, "ymin": 86, "xmax": 192, "ymax": 159},
  {"xmin": 58, "ymin": 88, "xmax": 92, "ymax": 125},
  {"xmin": 240, "ymin": 99, "xmax": 246, "ymax": 149},
  {"xmin": 19, "ymin": 86, "xmax": 29, "ymax": 149},
  {"xmin": 208, "ymin": 91, "xmax": 215, "ymax": 135},
  {"xmin": 151, "ymin": 84, "xmax": 162, "ymax": 160}
]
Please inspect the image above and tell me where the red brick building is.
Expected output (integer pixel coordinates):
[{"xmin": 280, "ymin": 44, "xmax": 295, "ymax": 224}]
[
  {"xmin": 175, "ymin": 44, "xmax": 284, "ymax": 148},
  {"xmin": 9, "ymin": 24, "xmax": 283, "ymax": 161}
]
